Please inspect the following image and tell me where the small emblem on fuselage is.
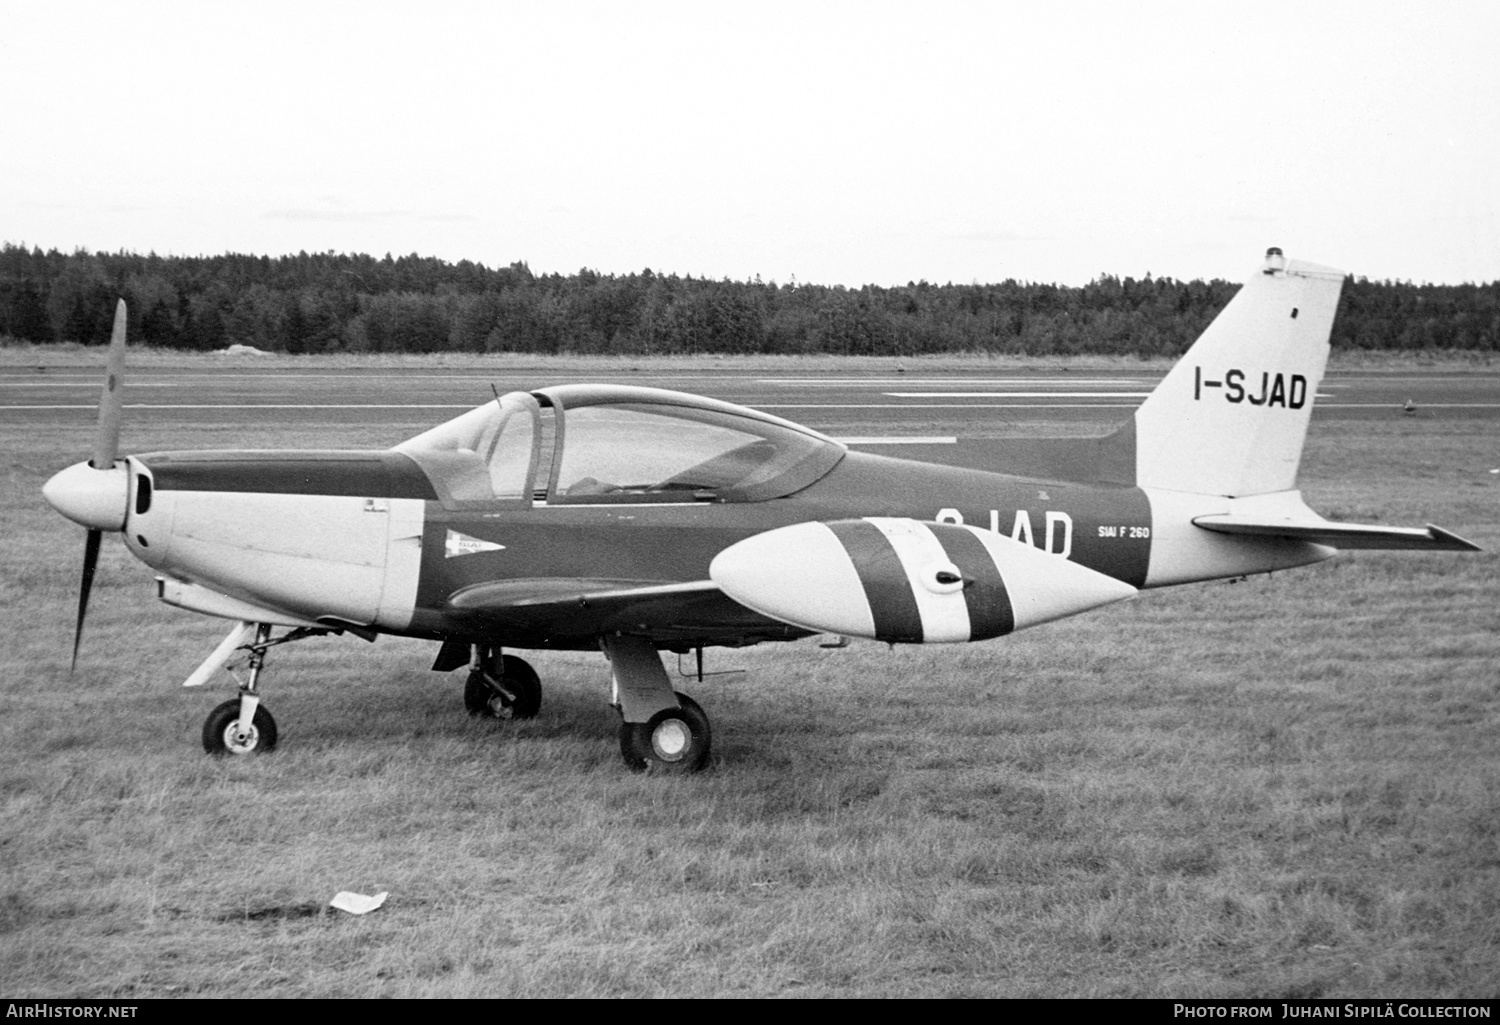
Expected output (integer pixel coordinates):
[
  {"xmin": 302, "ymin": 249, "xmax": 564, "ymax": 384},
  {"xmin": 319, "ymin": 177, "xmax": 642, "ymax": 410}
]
[{"xmin": 445, "ymin": 530, "xmax": 505, "ymax": 558}]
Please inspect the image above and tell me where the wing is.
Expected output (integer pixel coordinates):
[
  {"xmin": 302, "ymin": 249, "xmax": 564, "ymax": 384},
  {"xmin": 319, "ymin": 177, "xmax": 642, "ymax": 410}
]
[
  {"xmin": 1192, "ymin": 515, "xmax": 1481, "ymax": 551},
  {"xmin": 450, "ymin": 578, "xmax": 719, "ymax": 609},
  {"xmin": 443, "ymin": 577, "xmax": 811, "ymax": 646}
]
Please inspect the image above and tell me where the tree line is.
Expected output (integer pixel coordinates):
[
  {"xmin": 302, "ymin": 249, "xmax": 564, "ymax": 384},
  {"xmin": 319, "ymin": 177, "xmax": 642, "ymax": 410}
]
[{"xmin": 2, "ymin": 244, "xmax": 1496, "ymax": 357}]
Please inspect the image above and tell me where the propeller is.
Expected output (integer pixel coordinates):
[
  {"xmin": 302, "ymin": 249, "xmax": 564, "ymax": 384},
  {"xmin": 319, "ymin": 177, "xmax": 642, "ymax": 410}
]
[
  {"xmin": 59, "ymin": 299, "xmax": 129, "ymax": 670},
  {"xmin": 74, "ymin": 528, "xmax": 103, "ymax": 670},
  {"xmin": 93, "ymin": 299, "xmax": 128, "ymax": 471}
]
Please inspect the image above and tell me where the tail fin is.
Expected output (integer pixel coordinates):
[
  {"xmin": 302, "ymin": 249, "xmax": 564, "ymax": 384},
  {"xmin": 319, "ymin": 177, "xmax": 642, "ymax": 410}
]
[{"xmin": 1123, "ymin": 249, "xmax": 1345, "ymax": 497}]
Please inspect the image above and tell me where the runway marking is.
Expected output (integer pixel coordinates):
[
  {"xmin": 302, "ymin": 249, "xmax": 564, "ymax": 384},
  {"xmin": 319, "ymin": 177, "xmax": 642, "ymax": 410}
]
[
  {"xmin": 738, "ymin": 408, "xmax": 1134, "ymax": 411},
  {"xmin": 5, "ymin": 403, "xmax": 475, "ymax": 410},
  {"xmin": 3, "ymin": 401, "xmax": 1142, "ymax": 415},
  {"xmin": 0, "ymin": 377, "xmax": 526, "ymax": 387},
  {"xmin": 761, "ymin": 378, "xmax": 1152, "ymax": 386},
  {"xmin": 746, "ymin": 401, "xmax": 1500, "ymax": 409},
  {"xmin": 0, "ymin": 376, "xmax": 1157, "ymax": 390},
  {"xmin": 885, "ymin": 391, "xmax": 1335, "ymax": 400},
  {"xmin": 9, "ymin": 401, "xmax": 1500, "ymax": 412},
  {"xmin": 0, "ymin": 381, "xmax": 197, "ymax": 387},
  {"xmin": 6, "ymin": 402, "xmax": 1139, "ymax": 413},
  {"xmin": 885, "ymin": 391, "xmax": 1154, "ymax": 398},
  {"xmin": 0, "ymin": 372, "xmax": 776, "ymax": 383}
]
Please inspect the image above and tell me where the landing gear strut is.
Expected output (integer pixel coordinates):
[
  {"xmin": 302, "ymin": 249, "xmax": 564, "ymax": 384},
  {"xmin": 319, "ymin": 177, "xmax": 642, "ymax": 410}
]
[
  {"xmin": 602, "ymin": 635, "xmax": 711, "ymax": 773},
  {"xmin": 464, "ymin": 645, "xmax": 541, "ymax": 719}
]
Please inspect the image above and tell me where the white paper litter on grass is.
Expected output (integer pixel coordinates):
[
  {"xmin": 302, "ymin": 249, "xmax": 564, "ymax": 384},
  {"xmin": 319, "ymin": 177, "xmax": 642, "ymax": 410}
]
[{"xmin": 330, "ymin": 891, "xmax": 389, "ymax": 915}]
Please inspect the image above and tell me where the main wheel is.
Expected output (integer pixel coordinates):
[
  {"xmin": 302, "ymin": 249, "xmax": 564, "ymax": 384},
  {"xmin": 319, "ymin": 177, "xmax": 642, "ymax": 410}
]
[
  {"xmin": 202, "ymin": 698, "xmax": 278, "ymax": 756},
  {"xmin": 464, "ymin": 655, "xmax": 542, "ymax": 719},
  {"xmin": 619, "ymin": 692, "xmax": 711, "ymax": 774}
]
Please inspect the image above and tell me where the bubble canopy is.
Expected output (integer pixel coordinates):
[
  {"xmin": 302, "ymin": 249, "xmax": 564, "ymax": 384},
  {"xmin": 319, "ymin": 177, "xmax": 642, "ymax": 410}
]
[{"xmin": 394, "ymin": 385, "xmax": 845, "ymax": 508}]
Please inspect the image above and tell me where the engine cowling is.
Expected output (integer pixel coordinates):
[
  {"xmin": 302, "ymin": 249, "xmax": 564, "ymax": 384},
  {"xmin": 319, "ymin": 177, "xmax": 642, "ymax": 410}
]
[{"xmin": 709, "ymin": 517, "xmax": 1136, "ymax": 643}]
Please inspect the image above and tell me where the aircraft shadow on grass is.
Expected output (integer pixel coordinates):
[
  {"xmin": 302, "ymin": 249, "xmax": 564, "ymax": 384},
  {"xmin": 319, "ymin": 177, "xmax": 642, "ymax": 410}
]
[{"xmin": 43, "ymin": 249, "xmax": 1480, "ymax": 773}]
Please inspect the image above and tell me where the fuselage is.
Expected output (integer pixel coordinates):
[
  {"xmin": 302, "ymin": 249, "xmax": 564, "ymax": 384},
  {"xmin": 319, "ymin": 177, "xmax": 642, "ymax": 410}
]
[{"xmin": 108, "ymin": 396, "xmax": 1332, "ymax": 651}]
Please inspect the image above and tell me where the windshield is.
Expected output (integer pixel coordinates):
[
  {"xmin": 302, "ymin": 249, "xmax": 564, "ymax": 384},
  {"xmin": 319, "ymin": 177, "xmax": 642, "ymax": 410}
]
[{"xmin": 394, "ymin": 391, "xmax": 538, "ymax": 506}]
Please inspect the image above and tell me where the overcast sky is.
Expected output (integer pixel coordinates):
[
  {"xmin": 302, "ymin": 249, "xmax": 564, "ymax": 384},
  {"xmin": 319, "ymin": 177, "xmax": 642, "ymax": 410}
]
[{"xmin": 4, "ymin": 1, "xmax": 1497, "ymax": 286}]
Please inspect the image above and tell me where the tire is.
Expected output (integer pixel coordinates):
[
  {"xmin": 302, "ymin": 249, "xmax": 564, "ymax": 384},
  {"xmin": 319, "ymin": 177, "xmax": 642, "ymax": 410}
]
[
  {"xmin": 464, "ymin": 655, "xmax": 542, "ymax": 720},
  {"xmin": 202, "ymin": 698, "xmax": 278, "ymax": 756},
  {"xmin": 619, "ymin": 692, "xmax": 711, "ymax": 774},
  {"xmin": 463, "ymin": 670, "xmax": 492, "ymax": 716}
]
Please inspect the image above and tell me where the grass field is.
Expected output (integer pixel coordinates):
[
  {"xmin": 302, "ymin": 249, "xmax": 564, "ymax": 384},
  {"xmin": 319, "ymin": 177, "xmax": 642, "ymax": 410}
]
[{"xmin": 1, "ymin": 375, "xmax": 1497, "ymax": 997}]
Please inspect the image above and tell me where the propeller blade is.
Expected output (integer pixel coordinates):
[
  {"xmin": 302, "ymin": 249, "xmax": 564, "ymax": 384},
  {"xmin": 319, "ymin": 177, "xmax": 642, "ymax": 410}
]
[
  {"xmin": 72, "ymin": 528, "xmax": 103, "ymax": 672},
  {"xmin": 91, "ymin": 300, "xmax": 128, "ymax": 470}
]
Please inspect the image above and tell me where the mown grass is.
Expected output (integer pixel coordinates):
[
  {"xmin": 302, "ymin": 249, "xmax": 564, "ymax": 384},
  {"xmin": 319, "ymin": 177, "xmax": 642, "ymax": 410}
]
[{"xmin": 1, "ymin": 409, "xmax": 1497, "ymax": 997}]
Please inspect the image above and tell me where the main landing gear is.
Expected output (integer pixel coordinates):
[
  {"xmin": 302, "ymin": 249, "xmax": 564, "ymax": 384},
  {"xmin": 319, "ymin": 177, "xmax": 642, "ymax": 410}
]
[
  {"xmin": 618, "ymin": 693, "xmax": 711, "ymax": 773},
  {"xmin": 464, "ymin": 645, "xmax": 542, "ymax": 720},
  {"xmin": 456, "ymin": 637, "xmax": 711, "ymax": 772},
  {"xmin": 603, "ymin": 635, "xmax": 711, "ymax": 774}
]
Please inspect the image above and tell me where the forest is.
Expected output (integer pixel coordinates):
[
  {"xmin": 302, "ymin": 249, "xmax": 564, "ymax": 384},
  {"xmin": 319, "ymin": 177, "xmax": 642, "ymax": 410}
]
[{"xmin": 2, "ymin": 243, "xmax": 1497, "ymax": 357}]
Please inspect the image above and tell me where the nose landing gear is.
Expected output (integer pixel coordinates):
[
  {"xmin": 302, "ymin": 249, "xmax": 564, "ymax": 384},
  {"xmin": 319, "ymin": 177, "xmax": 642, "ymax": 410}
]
[
  {"xmin": 202, "ymin": 623, "xmax": 278, "ymax": 756},
  {"xmin": 196, "ymin": 622, "xmax": 334, "ymax": 756}
]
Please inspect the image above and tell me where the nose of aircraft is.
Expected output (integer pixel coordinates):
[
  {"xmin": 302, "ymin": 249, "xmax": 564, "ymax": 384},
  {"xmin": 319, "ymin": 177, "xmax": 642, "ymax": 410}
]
[{"xmin": 43, "ymin": 461, "xmax": 130, "ymax": 531}]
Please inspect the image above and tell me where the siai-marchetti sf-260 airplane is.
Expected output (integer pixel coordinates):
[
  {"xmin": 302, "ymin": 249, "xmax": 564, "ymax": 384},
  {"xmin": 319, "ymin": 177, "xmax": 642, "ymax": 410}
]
[{"xmin": 43, "ymin": 249, "xmax": 1480, "ymax": 773}]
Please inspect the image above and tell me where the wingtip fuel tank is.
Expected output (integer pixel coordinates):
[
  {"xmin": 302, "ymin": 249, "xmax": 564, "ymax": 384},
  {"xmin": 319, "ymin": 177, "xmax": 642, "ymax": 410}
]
[{"xmin": 710, "ymin": 518, "xmax": 1137, "ymax": 644}]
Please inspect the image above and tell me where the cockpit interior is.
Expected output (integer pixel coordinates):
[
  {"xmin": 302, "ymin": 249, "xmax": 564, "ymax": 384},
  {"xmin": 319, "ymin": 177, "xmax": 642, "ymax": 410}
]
[{"xmin": 393, "ymin": 386, "xmax": 846, "ymax": 509}]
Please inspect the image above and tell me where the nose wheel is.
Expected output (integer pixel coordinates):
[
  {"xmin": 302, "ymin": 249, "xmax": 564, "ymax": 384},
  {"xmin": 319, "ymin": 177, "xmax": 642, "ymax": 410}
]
[{"xmin": 203, "ymin": 698, "xmax": 278, "ymax": 755}]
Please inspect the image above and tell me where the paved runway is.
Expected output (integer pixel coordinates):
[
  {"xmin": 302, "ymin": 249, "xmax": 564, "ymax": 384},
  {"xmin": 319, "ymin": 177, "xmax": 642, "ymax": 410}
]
[{"xmin": 4, "ymin": 365, "xmax": 1499, "ymax": 443}]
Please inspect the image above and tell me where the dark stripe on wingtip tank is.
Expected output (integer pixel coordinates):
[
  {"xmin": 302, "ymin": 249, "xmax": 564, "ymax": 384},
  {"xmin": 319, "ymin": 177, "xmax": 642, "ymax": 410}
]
[
  {"xmin": 826, "ymin": 520, "xmax": 924, "ymax": 643},
  {"xmin": 929, "ymin": 524, "xmax": 1014, "ymax": 640}
]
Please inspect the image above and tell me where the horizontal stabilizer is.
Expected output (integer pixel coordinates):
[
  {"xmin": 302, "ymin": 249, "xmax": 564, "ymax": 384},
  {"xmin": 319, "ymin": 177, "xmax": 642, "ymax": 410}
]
[{"xmin": 1193, "ymin": 515, "xmax": 1481, "ymax": 551}]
